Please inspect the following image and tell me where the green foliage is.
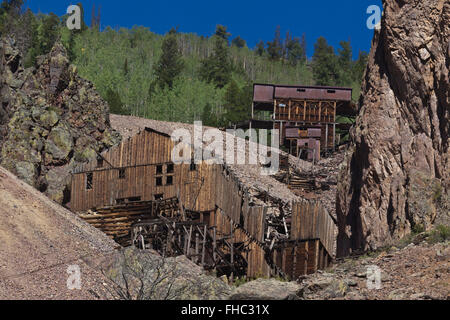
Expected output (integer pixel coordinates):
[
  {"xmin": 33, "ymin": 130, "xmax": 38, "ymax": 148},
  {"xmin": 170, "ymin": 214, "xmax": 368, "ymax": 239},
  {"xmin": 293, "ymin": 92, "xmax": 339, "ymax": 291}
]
[
  {"xmin": 312, "ymin": 36, "xmax": 339, "ymax": 86},
  {"xmin": 105, "ymin": 88, "xmax": 127, "ymax": 115},
  {"xmin": 412, "ymin": 223, "xmax": 425, "ymax": 234},
  {"xmin": 231, "ymin": 36, "xmax": 246, "ymax": 48},
  {"xmin": 255, "ymin": 40, "xmax": 265, "ymax": 56},
  {"xmin": 199, "ymin": 33, "xmax": 232, "ymax": 88},
  {"xmin": 215, "ymin": 24, "xmax": 231, "ymax": 43},
  {"xmin": 0, "ymin": 0, "xmax": 24, "ymax": 36},
  {"xmin": 151, "ymin": 29, "xmax": 184, "ymax": 91},
  {"xmin": 353, "ymin": 50, "xmax": 369, "ymax": 82},
  {"xmin": 24, "ymin": 13, "xmax": 61, "ymax": 67},
  {"xmin": 223, "ymin": 80, "xmax": 251, "ymax": 125},
  {"xmin": 337, "ymin": 40, "xmax": 353, "ymax": 86},
  {"xmin": 8, "ymin": 9, "xmax": 369, "ymax": 126},
  {"xmin": 266, "ymin": 26, "xmax": 283, "ymax": 61},
  {"xmin": 285, "ymin": 33, "xmax": 306, "ymax": 66},
  {"xmin": 427, "ymin": 225, "xmax": 450, "ymax": 244}
]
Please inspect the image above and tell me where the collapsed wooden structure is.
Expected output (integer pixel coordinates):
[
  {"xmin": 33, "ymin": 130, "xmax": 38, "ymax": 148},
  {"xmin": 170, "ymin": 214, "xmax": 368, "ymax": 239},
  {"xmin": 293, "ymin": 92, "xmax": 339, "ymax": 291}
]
[
  {"xmin": 243, "ymin": 84, "xmax": 356, "ymax": 161},
  {"xmin": 70, "ymin": 125, "xmax": 335, "ymax": 280}
]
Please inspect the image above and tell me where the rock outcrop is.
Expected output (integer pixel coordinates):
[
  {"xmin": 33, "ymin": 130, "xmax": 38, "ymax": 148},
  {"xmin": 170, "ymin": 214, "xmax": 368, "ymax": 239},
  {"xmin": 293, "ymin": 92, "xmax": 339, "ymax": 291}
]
[
  {"xmin": 229, "ymin": 278, "xmax": 301, "ymax": 300},
  {"xmin": 336, "ymin": 0, "xmax": 449, "ymax": 256},
  {"xmin": 0, "ymin": 38, "xmax": 121, "ymax": 203}
]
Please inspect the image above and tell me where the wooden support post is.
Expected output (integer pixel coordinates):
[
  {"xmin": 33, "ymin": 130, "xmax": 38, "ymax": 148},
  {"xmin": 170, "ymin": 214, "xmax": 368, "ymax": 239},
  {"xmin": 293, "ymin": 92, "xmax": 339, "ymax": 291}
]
[
  {"xmin": 195, "ymin": 233, "xmax": 200, "ymax": 263},
  {"xmin": 283, "ymin": 217, "xmax": 289, "ymax": 239},
  {"xmin": 292, "ymin": 247, "xmax": 297, "ymax": 280},
  {"xmin": 279, "ymin": 121, "xmax": 283, "ymax": 146},
  {"xmin": 187, "ymin": 225, "xmax": 193, "ymax": 257},
  {"xmin": 213, "ymin": 227, "xmax": 217, "ymax": 262},
  {"xmin": 201, "ymin": 225, "xmax": 207, "ymax": 266},
  {"xmin": 303, "ymin": 242, "xmax": 309, "ymax": 275},
  {"xmin": 303, "ymin": 101, "xmax": 307, "ymax": 121},
  {"xmin": 230, "ymin": 220, "xmax": 234, "ymax": 265},
  {"xmin": 288, "ymin": 100, "xmax": 292, "ymax": 120},
  {"xmin": 166, "ymin": 225, "xmax": 173, "ymax": 254},
  {"xmin": 319, "ymin": 101, "xmax": 322, "ymax": 122},
  {"xmin": 314, "ymin": 240, "xmax": 320, "ymax": 273},
  {"xmin": 273, "ymin": 99, "xmax": 277, "ymax": 120},
  {"xmin": 333, "ymin": 123, "xmax": 336, "ymax": 152},
  {"xmin": 333, "ymin": 101, "xmax": 337, "ymax": 123},
  {"xmin": 325, "ymin": 124, "xmax": 329, "ymax": 153},
  {"xmin": 184, "ymin": 234, "xmax": 188, "ymax": 255}
]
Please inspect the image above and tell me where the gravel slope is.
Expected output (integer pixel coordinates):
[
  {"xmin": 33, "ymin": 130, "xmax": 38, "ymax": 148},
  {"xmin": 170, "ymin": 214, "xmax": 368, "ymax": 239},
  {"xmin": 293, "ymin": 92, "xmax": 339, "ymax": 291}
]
[{"xmin": 0, "ymin": 166, "xmax": 119, "ymax": 300}]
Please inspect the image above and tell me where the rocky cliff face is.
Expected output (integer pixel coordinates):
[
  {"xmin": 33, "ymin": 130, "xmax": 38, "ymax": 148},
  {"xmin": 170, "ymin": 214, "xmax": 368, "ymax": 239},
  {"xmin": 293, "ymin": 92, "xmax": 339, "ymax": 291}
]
[
  {"xmin": 0, "ymin": 39, "xmax": 121, "ymax": 203},
  {"xmin": 337, "ymin": 0, "xmax": 449, "ymax": 256}
]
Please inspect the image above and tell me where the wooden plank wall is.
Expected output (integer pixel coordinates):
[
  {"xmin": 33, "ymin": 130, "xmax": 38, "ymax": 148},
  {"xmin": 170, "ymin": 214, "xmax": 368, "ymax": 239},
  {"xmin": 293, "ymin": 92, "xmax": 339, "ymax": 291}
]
[
  {"xmin": 290, "ymin": 201, "xmax": 335, "ymax": 256},
  {"xmin": 271, "ymin": 240, "xmax": 331, "ymax": 279},
  {"xmin": 70, "ymin": 130, "xmax": 218, "ymax": 213},
  {"xmin": 274, "ymin": 99, "xmax": 336, "ymax": 123},
  {"xmin": 209, "ymin": 208, "xmax": 271, "ymax": 279},
  {"xmin": 214, "ymin": 167, "xmax": 266, "ymax": 243}
]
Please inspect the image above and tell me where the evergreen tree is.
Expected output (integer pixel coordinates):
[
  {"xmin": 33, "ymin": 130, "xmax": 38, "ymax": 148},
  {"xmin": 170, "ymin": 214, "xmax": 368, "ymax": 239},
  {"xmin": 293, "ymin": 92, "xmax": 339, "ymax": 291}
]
[
  {"xmin": 201, "ymin": 103, "xmax": 217, "ymax": 127},
  {"xmin": 352, "ymin": 50, "xmax": 369, "ymax": 82},
  {"xmin": 106, "ymin": 88, "xmax": 127, "ymax": 115},
  {"xmin": 223, "ymin": 80, "xmax": 251, "ymax": 125},
  {"xmin": 337, "ymin": 40, "xmax": 353, "ymax": 86},
  {"xmin": 231, "ymin": 36, "xmax": 246, "ymax": 48},
  {"xmin": 76, "ymin": 2, "xmax": 89, "ymax": 31},
  {"xmin": 199, "ymin": 26, "xmax": 232, "ymax": 88},
  {"xmin": 266, "ymin": 26, "xmax": 283, "ymax": 61},
  {"xmin": 123, "ymin": 58, "xmax": 129, "ymax": 77},
  {"xmin": 215, "ymin": 24, "xmax": 231, "ymax": 44},
  {"xmin": 0, "ymin": 0, "xmax": 23, "ymax": 35},
  {"xmin": 152, "ymin": 28, "xmax": 184, "ymax": 90},
  {"xmin": 286, "ymin": 36, "xmax": 306, "ymax": 66},
  {"xmin": 255, "ymin": 40, "xmax": 265, "ymax": 56},
  {"xmin": 312, "ymin": 36, "xmax": 339, "ymax": 86}
]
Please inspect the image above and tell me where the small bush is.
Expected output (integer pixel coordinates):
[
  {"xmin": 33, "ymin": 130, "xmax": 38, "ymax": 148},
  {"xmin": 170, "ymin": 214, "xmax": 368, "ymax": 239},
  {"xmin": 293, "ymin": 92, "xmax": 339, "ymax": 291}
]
[{"xmin": 427, "ymin": 225, "xmax": 450, "ymax": 244}]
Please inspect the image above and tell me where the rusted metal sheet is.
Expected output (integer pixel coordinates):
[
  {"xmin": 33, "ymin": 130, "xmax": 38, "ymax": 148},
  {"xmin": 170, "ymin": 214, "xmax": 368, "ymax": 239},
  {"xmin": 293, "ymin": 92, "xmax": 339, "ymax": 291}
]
[
  {"xmin": 307, "ymin": 128, "xmax": 322, "ymax": 138},
  {"xmin": 253, "ymin": 84, "xmax": 275, "ymax": 103},
  {"xmin": 253, "ymin": 84, "xmax": 352, "ymax": 103},
  {"xmin": 274, "ymin": 85, "xmax": 352, "ymax": 101},
  {"xmin": 285, "ymin": 127, "xmax": 300, "ymax": 138}
]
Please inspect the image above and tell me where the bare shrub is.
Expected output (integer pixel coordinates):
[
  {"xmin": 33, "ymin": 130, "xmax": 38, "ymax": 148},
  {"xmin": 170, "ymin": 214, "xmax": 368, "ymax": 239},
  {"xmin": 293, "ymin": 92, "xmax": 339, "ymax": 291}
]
[{"xmin": 103, "ymin": 248, "xmax": 192, "ymax": 300}]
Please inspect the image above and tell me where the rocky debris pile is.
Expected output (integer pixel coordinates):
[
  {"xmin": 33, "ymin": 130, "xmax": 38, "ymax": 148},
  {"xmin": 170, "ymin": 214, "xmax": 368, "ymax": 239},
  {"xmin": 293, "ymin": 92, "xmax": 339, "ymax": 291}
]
[
  {"xmin": 229, "ymin": 278, "xmax": 301, "ymax": 300},
  {"xmin": 0, "ymin": 39, "xmax": 121, "ymax": 203},
  {"xmin": 297, "ymin": 240, "xmax": 449, "ymax": 300},
  {"xmin": 336, "ymin": 0, "xmax": 449, "ymax": 255}
]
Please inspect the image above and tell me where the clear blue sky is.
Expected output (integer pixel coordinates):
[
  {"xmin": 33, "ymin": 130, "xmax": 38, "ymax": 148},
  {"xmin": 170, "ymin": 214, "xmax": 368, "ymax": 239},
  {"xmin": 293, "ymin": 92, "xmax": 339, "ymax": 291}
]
[{"xmin": 26, "ymin": 0, "xmax": 383, "ymax": 59}]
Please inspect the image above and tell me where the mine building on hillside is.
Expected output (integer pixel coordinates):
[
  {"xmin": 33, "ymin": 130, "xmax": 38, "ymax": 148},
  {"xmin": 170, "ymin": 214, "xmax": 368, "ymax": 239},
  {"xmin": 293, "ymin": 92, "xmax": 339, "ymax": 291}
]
[
  {"xmin": 69, "ymin": 116, "xmax": 336, "ymax": 281},
  {"xmin": 245, "ymin": 84, "xmax": 356, "ymax": 161}
]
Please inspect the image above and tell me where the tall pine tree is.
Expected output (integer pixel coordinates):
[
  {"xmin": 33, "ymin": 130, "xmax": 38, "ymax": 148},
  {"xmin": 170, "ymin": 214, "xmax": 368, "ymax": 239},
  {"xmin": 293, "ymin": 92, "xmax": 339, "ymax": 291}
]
[
  {"xmin": 151, "ymin": 28, "xmax": 184, "ymax": 91},
  {"xmin": 266, "ymin": 26, "xmax": 283, "ymax": 61},
  {"xmin": 337, "ymin": 40, "xmax": 353, "ymax": 86},
  {"xmin": 199, "ymin": 25, "xmax": 232, "ymax": 88},
  {"xmin": 312, "ymin": 37, "xmax": 339, "ymax": 86}
]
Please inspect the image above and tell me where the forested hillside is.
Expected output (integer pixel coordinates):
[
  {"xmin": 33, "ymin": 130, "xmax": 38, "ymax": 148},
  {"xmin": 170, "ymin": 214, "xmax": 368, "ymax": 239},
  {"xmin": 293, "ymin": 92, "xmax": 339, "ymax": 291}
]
[{"xmin": 1, "ymin": 1, "xmax": 368, "ymax": 126}]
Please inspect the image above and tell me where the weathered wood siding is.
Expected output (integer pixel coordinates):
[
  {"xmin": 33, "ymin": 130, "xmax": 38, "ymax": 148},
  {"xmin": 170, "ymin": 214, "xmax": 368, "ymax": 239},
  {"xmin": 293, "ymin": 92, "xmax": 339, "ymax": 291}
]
[
  {"xmin": 291, "ymin": 201, "xmax": 335, "ymax": 256},
  {"xmin": 210, "ymin": 208, "xmax": 271, "ymax": 279},
  {"xmin": 70, "ymin": 129, "xmax": 217, "ymax": 212}
]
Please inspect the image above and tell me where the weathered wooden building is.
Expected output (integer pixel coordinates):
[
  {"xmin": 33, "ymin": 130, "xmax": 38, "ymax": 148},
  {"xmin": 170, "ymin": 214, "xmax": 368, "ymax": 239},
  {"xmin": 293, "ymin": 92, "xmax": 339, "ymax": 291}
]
[
  {"xmin": 70, "ymin": 127, "xmax": 217, "ymax": 213},
  {"xmin": 70, "ymin": 123, "xmax": 335, "ymax": 280},
  {"xmin": 247, "ymin": 83, "xmax": 356, "ymax": 161}
]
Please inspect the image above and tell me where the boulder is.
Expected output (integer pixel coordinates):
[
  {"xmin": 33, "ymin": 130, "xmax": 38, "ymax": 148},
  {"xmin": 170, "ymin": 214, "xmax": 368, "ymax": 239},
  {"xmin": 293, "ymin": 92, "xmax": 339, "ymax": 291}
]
[{"xmin": 229, "ymin": 278, "xmax": 301, "ymax": 300}]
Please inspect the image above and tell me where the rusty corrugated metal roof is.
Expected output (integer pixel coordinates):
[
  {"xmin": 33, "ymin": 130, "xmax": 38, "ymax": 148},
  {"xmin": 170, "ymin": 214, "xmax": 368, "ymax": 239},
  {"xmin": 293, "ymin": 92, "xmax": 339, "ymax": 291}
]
[{"xmin": 253, "ymin": 83, "xmax": 353, "ymax": 103}]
